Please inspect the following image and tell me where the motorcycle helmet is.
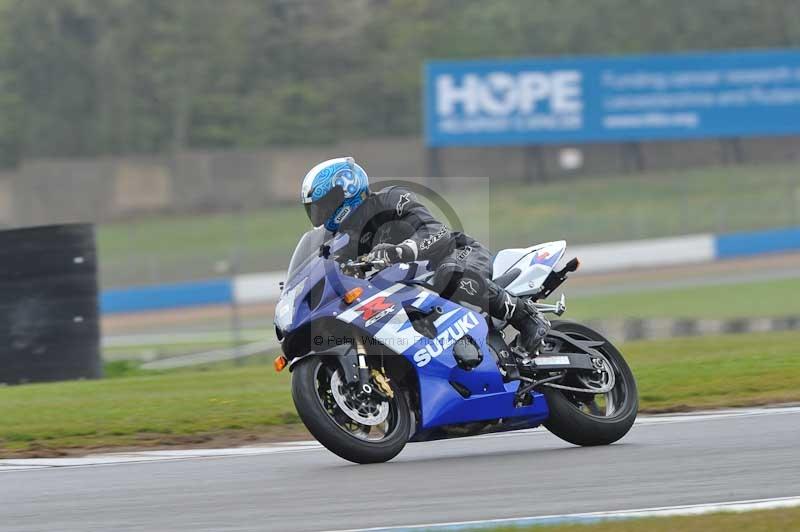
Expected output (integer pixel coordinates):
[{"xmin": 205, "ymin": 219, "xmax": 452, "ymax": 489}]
[{"xmin": 300, "ymin": 157, "xmax": 369, "ymax": 231}]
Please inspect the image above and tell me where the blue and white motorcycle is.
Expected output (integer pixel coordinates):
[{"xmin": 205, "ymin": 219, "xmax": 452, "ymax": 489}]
[{"xmin": 274, "ymin": 228, "xmax": 638, "ymax": 463}]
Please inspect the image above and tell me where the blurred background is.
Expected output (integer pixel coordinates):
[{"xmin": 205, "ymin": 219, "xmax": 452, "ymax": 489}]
[
  {"xmin": 1, "ymin": 0, "xmax": 799, "ymax": 367},
  {"xmin": 7, "ymin": 14, "xmax": 800, "ymax": 532},
  {"xmin": 1, "ymin": 0, "xmax": 800, "ymax": 471}
]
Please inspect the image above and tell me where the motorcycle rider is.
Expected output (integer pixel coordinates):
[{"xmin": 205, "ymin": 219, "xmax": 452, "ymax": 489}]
[{"xmin": 300, "ymin": 157, "xmax": 551, "ymax": 365}]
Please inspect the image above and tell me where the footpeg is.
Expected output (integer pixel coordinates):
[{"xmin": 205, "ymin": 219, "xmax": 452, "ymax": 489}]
[{"xmin": 532, "ymin": 294, "xmax": 566, "ymax": 316}]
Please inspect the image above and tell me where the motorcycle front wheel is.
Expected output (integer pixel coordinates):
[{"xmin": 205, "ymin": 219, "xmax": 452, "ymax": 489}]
[
  {"xmin": 291, "ymin": 356, "xmax": 411, "ymax": 464},
  {"xmin": 542, "ymin": 321, "xmax": 638, "ymax": 446}
]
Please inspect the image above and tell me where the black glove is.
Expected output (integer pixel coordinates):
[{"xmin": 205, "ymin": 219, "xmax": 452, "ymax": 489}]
[{"xmin": 366, "ymin": 242, "xmax": 415, "ymax": 264}]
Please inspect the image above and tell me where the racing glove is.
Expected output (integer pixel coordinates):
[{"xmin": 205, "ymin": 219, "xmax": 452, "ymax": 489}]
[{"xmin": 366, "ymin": 241, "xmax": 417, "ymax": 265}]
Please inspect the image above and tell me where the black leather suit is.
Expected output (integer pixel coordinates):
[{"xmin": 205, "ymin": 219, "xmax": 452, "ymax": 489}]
[{"xmin": 336, "ymin": 186, "xmax": 516, "ymax": 322}]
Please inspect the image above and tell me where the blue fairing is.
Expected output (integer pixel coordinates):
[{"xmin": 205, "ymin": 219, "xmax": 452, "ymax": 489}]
[{"xmin": 277, "ymin": 233, "xmax": 549, "ymax": 436}]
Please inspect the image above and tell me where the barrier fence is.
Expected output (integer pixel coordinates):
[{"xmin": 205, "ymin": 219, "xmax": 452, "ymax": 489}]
[{"xmin": 100, "ymin": 225, "xmax": 800, "ymax": 315}]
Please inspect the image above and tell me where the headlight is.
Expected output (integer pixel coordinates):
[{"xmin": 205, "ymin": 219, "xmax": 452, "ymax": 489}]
[{"xmin": 274, "ymin": 278, "xmax": 306, "ymax": 331}]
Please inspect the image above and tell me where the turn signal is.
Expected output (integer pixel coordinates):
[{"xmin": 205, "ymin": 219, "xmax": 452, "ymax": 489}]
[
  {"xmin": 274, "ymin": 355, "xmax": 287, "ymax": 373},
  {"xmin": 342, "ymin": 287, "xmax": 363, "ymax": 304}
]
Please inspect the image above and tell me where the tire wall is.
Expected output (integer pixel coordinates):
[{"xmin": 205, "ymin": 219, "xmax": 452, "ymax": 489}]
[{"xmin": 0, "ymin": 224, "xmax": 102, "ymax": 384}]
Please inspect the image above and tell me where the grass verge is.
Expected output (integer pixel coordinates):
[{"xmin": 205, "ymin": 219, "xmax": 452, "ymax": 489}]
[
  {"xmin": 1, "ymin": 330, "xmax": 799, "ymax": 456},
  {"xmin": 477, "ymin": 506, "xmax": 800, "ymax": 532},
  {"xmin": 566, "ymin": 277, "xmax": 800, "ymax": 320}
]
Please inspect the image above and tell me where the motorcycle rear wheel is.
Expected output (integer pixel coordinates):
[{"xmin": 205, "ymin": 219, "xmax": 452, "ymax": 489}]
[
  {"xmin": 542, "ymin": 321, "xmax": 638, "ymax": 446},
  {"xmin": 291, "ymin": 356, "xmax": 411, "ymax": 464}
]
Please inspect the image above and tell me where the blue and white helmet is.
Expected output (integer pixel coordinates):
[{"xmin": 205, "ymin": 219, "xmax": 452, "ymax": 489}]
[{"xmin": 301, "ymin": 157, "xmax": 369, "ymax": 231}]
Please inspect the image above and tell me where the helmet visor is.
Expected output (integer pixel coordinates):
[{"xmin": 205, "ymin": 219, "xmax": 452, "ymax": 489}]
[{"xmin": 304, "ymin": 185, "xmax": 345, "ymax": 227}]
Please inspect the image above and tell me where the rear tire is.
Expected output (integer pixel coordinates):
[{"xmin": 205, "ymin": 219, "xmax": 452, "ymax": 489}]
[
  {"xmin": 291, "ymin": 356, "xmax": 410, "ymax": 464},
  {"xmin": 542, "ymin": 321, "xmax": 638, "ymax": 446}
]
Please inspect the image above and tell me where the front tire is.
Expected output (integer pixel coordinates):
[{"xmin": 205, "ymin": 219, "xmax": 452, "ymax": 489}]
[
  {"xmin": 542, "ymin": 321, "xmax": 638, "ymax": 446},
  {"xmin": 291, "ymin": 356, "xmax": 411, "ymax": 464}
]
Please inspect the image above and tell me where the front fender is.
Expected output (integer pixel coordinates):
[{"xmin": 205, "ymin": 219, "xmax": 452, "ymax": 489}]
[{"xmin": 287, "ymin": 342, "xmax": 361, "ymax": 385}]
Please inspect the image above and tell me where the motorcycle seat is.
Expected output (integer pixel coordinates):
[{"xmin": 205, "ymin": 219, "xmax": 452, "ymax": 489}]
[{"xmin": 492, "ymin": 267, "xmax": 521, "ymax": 288}]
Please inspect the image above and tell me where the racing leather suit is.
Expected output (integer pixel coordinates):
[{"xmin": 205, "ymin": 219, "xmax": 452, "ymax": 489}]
[{"xmin": 336, "ymin": 186, "xmax": 549, "ymax": 357}]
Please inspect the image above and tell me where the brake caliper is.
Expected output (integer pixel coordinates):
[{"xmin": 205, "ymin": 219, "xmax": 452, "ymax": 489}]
[{"xmin": 370, "ymin": 369, "xmax": 394, "ymax": 399}]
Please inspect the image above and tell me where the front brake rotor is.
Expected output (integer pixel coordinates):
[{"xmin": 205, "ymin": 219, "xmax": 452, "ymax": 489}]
[{"xmin": 330, "ymin": 370, "xmax": 389, "ymax": 426}]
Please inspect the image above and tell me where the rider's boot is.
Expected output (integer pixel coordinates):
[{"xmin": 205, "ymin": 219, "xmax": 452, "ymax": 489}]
[
  {"xmin": 506, "ymin": 295, "xmax": 551, "ymax": 357},
  {"xmin": 487, "ymin": 285, "xmax": 551, "ymax": 372}
]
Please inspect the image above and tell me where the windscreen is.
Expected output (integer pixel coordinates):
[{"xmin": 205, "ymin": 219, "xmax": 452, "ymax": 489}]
[{"xmin": 285, "ymin": 227, "xmax": 329, "ymax": 285}]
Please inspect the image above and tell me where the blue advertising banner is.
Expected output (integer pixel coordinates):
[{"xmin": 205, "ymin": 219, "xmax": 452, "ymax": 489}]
[{"xmin": 424, "ymin": 49, "xmax": 800, "ymax": 147}]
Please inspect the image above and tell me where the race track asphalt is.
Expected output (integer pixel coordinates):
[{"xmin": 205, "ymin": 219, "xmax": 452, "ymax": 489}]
[{"xmin": 2, "ymin": 407, "xmax": 799, "ymax": 532}]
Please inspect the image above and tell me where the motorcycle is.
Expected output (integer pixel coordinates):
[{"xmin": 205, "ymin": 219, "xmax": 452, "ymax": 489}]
[{"xmin": 273, "ymin": 227, "xmax": 638, "ymax": 464}]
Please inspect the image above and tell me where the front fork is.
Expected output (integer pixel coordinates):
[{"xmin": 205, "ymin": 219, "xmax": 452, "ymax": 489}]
[{"xmin": 355, "ymin": 337, "xmax": 373, "ymax": 395}]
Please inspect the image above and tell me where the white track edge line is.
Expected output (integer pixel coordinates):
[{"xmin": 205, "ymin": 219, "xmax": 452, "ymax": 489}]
[
  {"xmin": 322, "ymin": 496, "xmax": 800, "ymax": 532},
  {"xmin": 2, "ymin": 405, "xmax": 799, "ymax": 471}
]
